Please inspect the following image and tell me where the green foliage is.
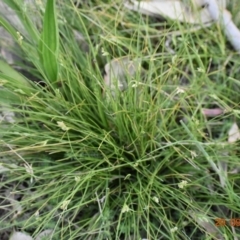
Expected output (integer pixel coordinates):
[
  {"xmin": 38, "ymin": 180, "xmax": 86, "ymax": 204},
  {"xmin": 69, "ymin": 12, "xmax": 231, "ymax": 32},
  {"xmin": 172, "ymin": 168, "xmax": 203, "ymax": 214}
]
[
  {"xmin": 39, "ymin": 0, "xmax": 59, "ymax": 84},
  {"xmin": 0, "ymin": 1, "xmax": 240, "ymax": 240}
]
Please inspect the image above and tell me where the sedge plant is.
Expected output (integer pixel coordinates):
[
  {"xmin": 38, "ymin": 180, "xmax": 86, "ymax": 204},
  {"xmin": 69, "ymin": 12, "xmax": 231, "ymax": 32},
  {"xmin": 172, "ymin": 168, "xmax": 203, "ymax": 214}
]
[{"xmin": 0, "ymin": 0, "xmax": 240, "ymax": 239}]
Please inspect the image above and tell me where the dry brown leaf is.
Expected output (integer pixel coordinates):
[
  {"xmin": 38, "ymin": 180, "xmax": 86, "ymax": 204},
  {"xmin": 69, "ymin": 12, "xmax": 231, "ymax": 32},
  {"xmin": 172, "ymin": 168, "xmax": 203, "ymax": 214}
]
[
  {"xmin": 9, "ymin": 232, "xmax": 33, "ymax": 240},
  {"xmin": 189, "ymin": 211, "xmax": 223, "ymax": 239},
  {"xmin": 228, "ymin": 122, "xmax": 240, "ymax": 143},
  {"xmin": 124, "ymin": 0, "xmax": 226, "ymax": 24},
  {"xmin": 104, "ymin": 56, "xmax": 141, "ymax": 97},
  {"xmin": 125, "ymin": 0, "xmax": 240, "ymax": 52},
  {"xmin": 202, "ymin": 108, "xmax": 224, "ymax": 117}
]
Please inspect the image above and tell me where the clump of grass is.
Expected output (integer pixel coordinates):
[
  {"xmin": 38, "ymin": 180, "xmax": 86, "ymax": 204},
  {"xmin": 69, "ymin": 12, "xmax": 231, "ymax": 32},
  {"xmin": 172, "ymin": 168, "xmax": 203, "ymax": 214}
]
[{"xmin": 0, "ymin": 0, "xmax": 240, "ymax": 239}]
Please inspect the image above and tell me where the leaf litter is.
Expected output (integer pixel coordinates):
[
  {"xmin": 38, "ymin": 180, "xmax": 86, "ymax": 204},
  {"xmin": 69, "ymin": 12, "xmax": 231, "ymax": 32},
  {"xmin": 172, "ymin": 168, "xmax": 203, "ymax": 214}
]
[{"xmin": 104, "ymin": 56, "xmax": 142, "ymax": 97}]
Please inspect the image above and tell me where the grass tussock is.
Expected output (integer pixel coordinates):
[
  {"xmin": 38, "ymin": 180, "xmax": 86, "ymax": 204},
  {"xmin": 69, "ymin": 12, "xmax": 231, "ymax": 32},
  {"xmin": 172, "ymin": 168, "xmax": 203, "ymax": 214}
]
[{"xmin": 0, "ymin": 0, "xmax": 240, "ymax": 239}]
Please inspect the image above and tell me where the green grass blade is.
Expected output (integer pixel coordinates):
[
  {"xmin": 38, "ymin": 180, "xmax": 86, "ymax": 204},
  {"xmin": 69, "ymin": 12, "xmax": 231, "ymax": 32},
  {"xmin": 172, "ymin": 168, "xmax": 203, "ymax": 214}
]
[
  {"xmin": 39, "ymin": 0, "xmax": 59, "ymax": 84},
  {"xmin": 0, "ymin": 60, "xmax": 33, "ymax": 89},
  {"xmin": 0, "ymin": 61, "xmax": 38, "ymax": 105},
  {"xmin": 0, "ymin": 87, "xmax": 22, "ymax": 105}
]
